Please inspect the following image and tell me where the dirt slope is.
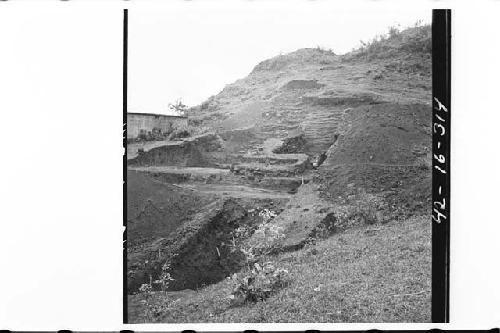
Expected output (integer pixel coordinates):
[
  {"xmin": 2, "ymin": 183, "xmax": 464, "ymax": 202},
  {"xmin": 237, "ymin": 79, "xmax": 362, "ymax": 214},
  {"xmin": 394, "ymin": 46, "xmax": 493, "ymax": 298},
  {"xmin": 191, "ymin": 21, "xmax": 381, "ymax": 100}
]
[
  {"xmin": 186, "ymin": 24, "xmax": 432, "ymax": 227},
  {"xmin": 189, "ymin": 25, "xmax": 431, "ymax": 157}
]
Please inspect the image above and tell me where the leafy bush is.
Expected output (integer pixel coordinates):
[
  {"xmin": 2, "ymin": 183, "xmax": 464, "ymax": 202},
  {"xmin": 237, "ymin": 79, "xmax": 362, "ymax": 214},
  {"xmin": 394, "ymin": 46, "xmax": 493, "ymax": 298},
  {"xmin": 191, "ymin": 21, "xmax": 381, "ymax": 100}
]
[
  {"xmin": 153, "ymin": 263, "xmax": 174, "ymax": 291},
  {"xmin": 245, "ymin": 208, "xmax": 285, "ymax": 255},
  {"xmin": 229, "ymin": 262, "xmax": 289, "ymax": 304}
]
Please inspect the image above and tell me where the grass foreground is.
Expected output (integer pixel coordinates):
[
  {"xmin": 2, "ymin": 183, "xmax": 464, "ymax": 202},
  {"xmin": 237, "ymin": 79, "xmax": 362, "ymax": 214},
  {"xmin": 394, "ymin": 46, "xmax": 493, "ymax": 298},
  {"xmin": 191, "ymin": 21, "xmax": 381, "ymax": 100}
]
[{"xmin": 128, "ymin": 214, "xmax": 430, "ymax": 323}]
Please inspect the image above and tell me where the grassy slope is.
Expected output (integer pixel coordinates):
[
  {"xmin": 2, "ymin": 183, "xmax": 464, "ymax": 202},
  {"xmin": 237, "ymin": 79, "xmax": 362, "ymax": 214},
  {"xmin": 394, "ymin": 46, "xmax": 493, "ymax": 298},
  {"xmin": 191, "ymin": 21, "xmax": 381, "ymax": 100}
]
[{"xmin": 129, "ymin": 215, "xmax": 430, "ymax": 323}]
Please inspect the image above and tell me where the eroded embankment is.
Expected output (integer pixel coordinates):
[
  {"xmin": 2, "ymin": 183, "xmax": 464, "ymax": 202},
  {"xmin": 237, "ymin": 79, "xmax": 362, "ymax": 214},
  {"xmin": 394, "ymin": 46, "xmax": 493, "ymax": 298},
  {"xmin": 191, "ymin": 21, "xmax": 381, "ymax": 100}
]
[
  {"xmin": 127, "ymin": 198, "xmax": 284, "ymax": 292},
  {"xmin": 128, "ymin": 133, "xmax": 224, "ymax": 167}
]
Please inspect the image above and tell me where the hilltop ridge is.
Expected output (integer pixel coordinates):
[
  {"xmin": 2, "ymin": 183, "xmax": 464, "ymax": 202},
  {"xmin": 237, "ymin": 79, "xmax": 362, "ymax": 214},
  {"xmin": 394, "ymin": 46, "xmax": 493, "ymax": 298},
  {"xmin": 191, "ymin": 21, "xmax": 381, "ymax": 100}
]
[{"xmin": 188, "ymin": 25, "xmax": 431, "ymax": 157}]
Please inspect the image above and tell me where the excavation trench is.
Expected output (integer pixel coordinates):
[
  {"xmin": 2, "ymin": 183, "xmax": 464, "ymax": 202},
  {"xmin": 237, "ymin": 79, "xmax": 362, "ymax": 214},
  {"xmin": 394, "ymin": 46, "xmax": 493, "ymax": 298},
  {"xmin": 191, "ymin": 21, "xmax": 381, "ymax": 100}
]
[{"xmin": 127, "ymin": 198, "xmax": 281, "ymax": 293}]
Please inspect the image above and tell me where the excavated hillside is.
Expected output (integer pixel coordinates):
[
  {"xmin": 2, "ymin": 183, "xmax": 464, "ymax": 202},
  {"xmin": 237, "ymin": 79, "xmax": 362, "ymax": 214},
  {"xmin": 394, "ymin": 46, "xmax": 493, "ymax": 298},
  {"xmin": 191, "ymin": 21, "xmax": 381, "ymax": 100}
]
[
  {"xmin": 186, "ymin": 24, "xmax": 432, "ymax": 219},
  {"xmin": 189, "ymin": 25, "xmax": 431, "ymax": 157},
  {"xmin": 127, "ymin": 25, "xmax": 432, "ymax": 323}
]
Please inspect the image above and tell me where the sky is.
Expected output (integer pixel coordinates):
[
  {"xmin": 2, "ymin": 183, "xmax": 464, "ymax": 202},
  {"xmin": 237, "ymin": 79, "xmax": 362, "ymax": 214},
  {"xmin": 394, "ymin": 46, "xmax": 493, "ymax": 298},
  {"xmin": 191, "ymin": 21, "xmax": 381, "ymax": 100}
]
[{"xmin": 128, "ymin": 1, "xmax": 431, "ymax": 115}]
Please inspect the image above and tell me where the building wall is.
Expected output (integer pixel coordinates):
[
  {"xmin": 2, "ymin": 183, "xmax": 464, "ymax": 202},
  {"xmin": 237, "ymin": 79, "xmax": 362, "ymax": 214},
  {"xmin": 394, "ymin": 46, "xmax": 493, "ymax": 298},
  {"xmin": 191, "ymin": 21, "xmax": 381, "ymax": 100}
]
[{"xmin": 127, "ymin": 113, "xmax": 188, "ymax": 139}]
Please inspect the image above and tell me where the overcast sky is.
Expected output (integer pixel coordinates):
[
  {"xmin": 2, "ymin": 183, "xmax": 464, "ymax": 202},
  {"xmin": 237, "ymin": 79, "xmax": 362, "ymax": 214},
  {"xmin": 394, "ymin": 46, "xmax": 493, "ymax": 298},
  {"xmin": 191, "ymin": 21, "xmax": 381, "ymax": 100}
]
[{"xmin": 128, "ymin": 1, "xmax": 431, "ymax": 115}]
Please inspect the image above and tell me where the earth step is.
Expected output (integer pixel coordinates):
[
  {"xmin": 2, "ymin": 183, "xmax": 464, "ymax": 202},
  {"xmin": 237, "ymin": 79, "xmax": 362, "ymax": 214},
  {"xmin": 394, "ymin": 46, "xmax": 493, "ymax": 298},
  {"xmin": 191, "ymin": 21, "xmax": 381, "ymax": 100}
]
[
  {"xmin": 232, "ymin": 163, "xmax": 306, "ymax": 177},
  {"xmin": 128, "ymin": 166, "xmax": 231, "ymax": 184},
  {"xmin": 232, "ymin": 154, "xmax": 303, "ymax": 165}
]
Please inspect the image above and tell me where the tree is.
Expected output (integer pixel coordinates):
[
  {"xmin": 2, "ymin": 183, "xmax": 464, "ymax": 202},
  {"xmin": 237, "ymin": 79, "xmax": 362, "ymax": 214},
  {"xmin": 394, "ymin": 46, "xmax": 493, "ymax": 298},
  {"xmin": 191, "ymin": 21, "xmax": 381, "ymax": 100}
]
[{"xmin": 168, "ymin": 99, "xmax": 187, "ymax": 116}]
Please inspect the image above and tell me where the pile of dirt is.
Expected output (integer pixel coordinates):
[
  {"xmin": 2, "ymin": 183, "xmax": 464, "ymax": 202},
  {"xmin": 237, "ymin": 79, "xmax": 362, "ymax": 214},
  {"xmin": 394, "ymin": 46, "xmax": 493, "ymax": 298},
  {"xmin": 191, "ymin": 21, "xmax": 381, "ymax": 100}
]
[
  {"xmin": 316, "ymin": 164, "xmax": 431, "ymax": 219},
  {"xmin": 323, "ymin": 103, "xmax": 431, "ymax": 166},
  {"xmin": 311, "ymin": 102, "xmax": 431, "ymax": 218}
]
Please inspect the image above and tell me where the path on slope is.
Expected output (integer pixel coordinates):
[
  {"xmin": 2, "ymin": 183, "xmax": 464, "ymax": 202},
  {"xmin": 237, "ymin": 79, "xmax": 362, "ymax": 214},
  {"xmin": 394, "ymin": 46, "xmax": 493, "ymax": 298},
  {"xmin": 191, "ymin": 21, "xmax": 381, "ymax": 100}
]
[
  {"xmin": 174, "ymin": 183, "xmax": 292, "ymax": 199},
  {"xmin": 129, "ymin": 165, "xmax": 295, "ymax": 199}
]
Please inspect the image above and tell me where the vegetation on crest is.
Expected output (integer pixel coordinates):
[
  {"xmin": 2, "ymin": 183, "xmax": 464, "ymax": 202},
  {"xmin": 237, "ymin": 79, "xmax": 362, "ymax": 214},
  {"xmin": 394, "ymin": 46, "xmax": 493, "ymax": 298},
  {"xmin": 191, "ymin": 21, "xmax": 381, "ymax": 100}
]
[{"xmin": 347, "ymin": 22, "xmax": 431, "ymax": 61}]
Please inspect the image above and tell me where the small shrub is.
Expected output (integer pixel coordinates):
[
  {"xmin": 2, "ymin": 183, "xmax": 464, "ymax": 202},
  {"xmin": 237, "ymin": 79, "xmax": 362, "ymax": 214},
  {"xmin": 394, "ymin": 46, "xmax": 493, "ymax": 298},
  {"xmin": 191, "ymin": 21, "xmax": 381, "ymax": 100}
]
[
  {"xmin": 258, "ymin": 208, "xmax": 278, "ymax": 222},
  {"xmin": 250, "ymin": 219, "xmax": 285, "ymax": 255},
  {"xmin": 138, "ymin": 263, "xmax": 175, "ymax": 322},
  {"xmin": 138, "ymin": 283, "xmax": 158, "ymax": 322},
  {"xmin": 232, "ymin": 224, "xmax": 254, "ymax": 240},
  {"xmin": 153, "ymin": 263, "xmax": 174, "ymax": 292},
  {"xmin": 229, "ymin": 262, "xmax": 289, "ymax": 304},
  {"xmin": 388, "ymin": 25, "xmax": 400, "ymax": 39}
]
